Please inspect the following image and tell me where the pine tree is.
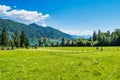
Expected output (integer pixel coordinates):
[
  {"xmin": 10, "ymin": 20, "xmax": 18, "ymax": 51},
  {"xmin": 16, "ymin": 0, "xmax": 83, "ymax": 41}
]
[
  {"xmin": 1, "ymin": 26, "xmax": 8, "ymax": 46},
  {"xmin": 93, "ymin": 31, "xmax": 97, "ymax": 41},
  {"xmin": 20, "ymin": 31, "xmax": 27, "ymax": 47},
  {"xmin": 14, "ymin": 30, "xmax": 20, "ymax": 48},
  {"xmin": 25, "ymin": 37, "xmax": 29, "ymax": 48}
]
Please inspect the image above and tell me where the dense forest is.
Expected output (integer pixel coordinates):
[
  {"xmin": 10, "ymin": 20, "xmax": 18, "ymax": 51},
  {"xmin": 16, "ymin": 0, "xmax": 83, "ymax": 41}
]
[{"xmin": 0, "ymin": 26, "xmax": 120, "ymax": 48}]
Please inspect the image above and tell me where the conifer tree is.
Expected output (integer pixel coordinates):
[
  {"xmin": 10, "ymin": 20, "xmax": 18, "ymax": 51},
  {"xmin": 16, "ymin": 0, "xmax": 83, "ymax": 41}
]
[
  {"xmin": 93, "ymin": 31, "xmax": 97, "ymax": 41},
  {"xmin": 14, "ymin": 30, "xmax": 20, "ymax": 48},
  {"xmin": 25, "ymin": 37, "xmax": 29, "ymax": 48},
  {"xmin": 20, "ymin": 31, "xmax": 27, "ymax": 47},
  {"xmin": 1, "ymin": 26, "xmax": 8, "ymax": 46}
]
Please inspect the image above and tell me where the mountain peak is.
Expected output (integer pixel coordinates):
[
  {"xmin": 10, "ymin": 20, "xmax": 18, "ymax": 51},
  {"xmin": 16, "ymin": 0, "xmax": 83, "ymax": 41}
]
[
  {"xmin": 29, "ymin": 23, "xmax": 38, "ymax": 26},
  {"xmin": 29, "ymin": 23, "xmax": 44, "ymax": 28}
]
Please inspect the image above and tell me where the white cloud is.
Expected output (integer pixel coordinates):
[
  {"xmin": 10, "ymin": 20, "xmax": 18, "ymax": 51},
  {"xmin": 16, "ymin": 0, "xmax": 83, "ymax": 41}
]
[
  {"xmin": 0, "ymin": 5, "xmax": 11, "ymax": 14},
  {"xmin": 61, "ymin": 29, "xmax": 93, "ymax": 36},
  {"xmin": 0, "ymin": 5, "xmax": 50, "ymax": 26}
]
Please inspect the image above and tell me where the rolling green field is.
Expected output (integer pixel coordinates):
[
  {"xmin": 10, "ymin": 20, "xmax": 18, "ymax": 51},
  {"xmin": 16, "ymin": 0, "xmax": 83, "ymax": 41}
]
[{"xmin": 0, "ymin": 47, "xmax": 120, "ymax": 80}]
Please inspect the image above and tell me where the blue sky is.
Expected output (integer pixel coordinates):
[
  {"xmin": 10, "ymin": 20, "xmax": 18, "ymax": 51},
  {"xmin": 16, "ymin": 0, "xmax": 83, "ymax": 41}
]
[{"xmin": 0, "ymin": 0, "xmax": 120, "ymax": 35}]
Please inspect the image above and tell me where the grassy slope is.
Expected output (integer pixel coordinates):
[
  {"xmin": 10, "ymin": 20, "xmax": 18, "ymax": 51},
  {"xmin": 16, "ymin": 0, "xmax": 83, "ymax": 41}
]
[{"xmin": 0, "ymin": 47, "xmax": 120, "ymax": 80}]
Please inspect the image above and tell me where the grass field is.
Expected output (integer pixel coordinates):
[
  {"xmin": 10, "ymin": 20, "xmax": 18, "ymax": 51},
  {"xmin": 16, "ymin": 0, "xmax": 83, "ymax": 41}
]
[{"xmin": 0, "ymin": 47, "xmax": 120, "ymax": 80}]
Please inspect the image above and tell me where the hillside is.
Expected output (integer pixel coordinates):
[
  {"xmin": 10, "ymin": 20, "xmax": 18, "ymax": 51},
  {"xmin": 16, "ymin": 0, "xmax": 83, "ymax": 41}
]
[
  {"xmin": 0, "ymin": 18, "xmax": 72, "ymax": 39},
  {"xmin": 29, "ymin": 23, "xmax": 72, "ymax": 39}
]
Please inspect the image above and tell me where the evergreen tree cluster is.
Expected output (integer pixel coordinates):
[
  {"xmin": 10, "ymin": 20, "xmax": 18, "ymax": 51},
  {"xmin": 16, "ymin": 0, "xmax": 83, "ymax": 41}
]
[{"xmin": 0, "ymin": 26, "xmax": 29, "ymax": 48}]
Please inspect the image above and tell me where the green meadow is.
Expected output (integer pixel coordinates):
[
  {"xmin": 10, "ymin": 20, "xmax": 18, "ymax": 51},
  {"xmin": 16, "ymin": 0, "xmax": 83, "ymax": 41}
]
[{"xmin": 0, "ymin": 47, "xmax": 120, "ymax": 80}]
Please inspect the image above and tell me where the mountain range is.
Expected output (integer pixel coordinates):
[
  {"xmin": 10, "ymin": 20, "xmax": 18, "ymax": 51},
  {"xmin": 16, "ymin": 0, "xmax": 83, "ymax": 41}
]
[
  {"xmin": 0, "ymin": 18, "xmax": 73, "ymax": 39},
  {"xmin": 0, "ymin": 18, "xmax": 91, "ymax": 39}
]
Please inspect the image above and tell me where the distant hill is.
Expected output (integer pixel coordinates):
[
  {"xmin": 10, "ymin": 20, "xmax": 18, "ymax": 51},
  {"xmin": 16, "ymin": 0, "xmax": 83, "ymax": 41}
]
[{"xmin": 0, "ymin": 18, "xmax": 72, "ymax": 39}]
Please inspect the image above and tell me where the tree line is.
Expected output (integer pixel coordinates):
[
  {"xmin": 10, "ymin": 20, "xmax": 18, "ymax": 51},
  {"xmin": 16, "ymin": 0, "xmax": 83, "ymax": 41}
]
[
  {"xmin": 38, "ymin": 29, "xmax": 120, "ymax": 47},
  {"xmin": 0, "ymin": 26, "xmax": 120, "ymax": 48},
  {"xmin": 0, "ymin": 26, "xmax": 29, "ymax": 48}
]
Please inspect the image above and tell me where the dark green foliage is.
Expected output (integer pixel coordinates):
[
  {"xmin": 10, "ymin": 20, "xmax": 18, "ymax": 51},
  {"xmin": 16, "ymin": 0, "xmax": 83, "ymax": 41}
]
[
  {"xmin": 13, "ymin": 30, "xmax": 20, "ymax": 47},
  {"xmin": 94, "ymin": 29, "xmax": 120, "ymax": 46},
  {"xmin": 61, "ymin": 37, "xmax": 66, "ymax": 46},
  {"xmin": 77, "ymin": 38, "xmax": 85, "ymax": 46},
  {"xmin": 111, "ymin": 33, "xmax": 118, "ymax": 46},
  {"xmin": 0, "ymin": 26, "xmax": 8, "ymax": 46},
  {"xmin": 117, "ymin": 35, "xmax": 120, "ymax": 45},
  {"xmin": 93, "ymin": 31, "xmax": 97, "ymax": 41},
  {"xmin": 20, "ymin": 31, "xmax": 27, "ymax": 47},
  {"xmin": 86, "ymin": 41, "xmax": 93, "ymax": 46},
  {"xmin": 8, "ymin": 39, "xmax": 14, "ymax": 47},
  {"xmin": 25, "ymin": 38, "xmax": 29, "ymax": 48},
  {"xmin": 19, "ymin": 31, "xmax": 29, "ymax": 48},
  {"xmin": 0, "ymin": 27, "xmax": 29, "ymax": 48},
  {"xmin": 97, "ymin": 33, "xmax": 106, "ymax": 46},
  {"xmin": 106, "ymin": 37, "xmax": 111, "ymax": 46}
]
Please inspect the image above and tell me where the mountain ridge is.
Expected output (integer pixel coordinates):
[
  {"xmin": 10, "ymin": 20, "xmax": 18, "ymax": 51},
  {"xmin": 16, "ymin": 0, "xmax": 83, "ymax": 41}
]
[
  {"xmin": 0, "ymin": 18, "xmax": 72, "ymax": 39},
  {"xmin": 29, "ymin": 23, "xmax": 73, "ymax": 39}
]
